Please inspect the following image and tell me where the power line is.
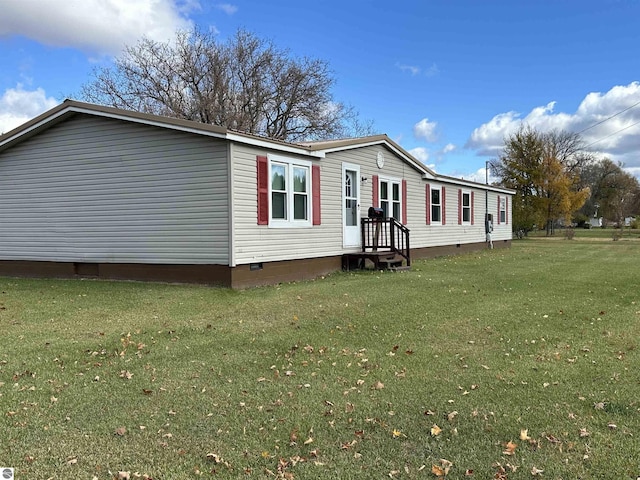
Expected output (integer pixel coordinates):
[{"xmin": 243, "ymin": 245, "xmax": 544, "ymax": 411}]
[
  {"xmin": 576, "ymin": 99, "xmax": 640, "ymax": 135},
  {"xmin": 584, "ymin": 118, "xmax": 640, "ymax": 149}
]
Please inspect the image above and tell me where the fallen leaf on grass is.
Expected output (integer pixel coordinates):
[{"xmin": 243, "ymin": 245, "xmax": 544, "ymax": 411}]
[
  {"xmin": 431, "ymin": 459, "xmax": 452, "ymax": 477},
  {"xmin": 392, "ymin": 429, "xmax": 402, "ymax": 438},
  {"xmin": 114, "ymin": 427, "xmax": 127, "ymax": 436},
  {"xmin": 447, "ymin": 411, "xmax": 458, "ymax": 422},
  {"xmin": 118, "ymin": 472, "xmax": 130, "ymax": 480},
  {"xmin": 579, "ymin": 428, "xmax": 590, "ymax": 437},
  {"xmin": 431, "ymin": 424, "xmax": 442, "ymax": 436},
  {"xmin": 372, "ymin": 381, "xmax": 384, "ymax": 390},
  {"xmin": 502, "ymin": 441, "xmax": 517, "ymax": 456},
  {"xmin": 531, "ymin": 466, "xmax": 544, "ymax": 475},
  {"xmin": 520, "ymin": 429, "xmax": 531, "ymax": 441}
]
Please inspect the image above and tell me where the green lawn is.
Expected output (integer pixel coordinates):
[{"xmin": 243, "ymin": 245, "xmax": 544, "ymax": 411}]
[{"xmin": 1, "ymin": 239, "xmax": 639, "ymax": 479}]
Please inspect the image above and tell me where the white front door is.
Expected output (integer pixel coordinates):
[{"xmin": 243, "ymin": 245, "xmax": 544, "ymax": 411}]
[{"xmin": 342, "ymin": 163, "xmax": 360, "ymax": 247}]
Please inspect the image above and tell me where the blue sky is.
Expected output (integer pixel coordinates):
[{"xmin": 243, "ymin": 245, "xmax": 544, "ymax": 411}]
[{"xmin": 1, "ymin": 0, "xmax": 639, "ymax": 181}]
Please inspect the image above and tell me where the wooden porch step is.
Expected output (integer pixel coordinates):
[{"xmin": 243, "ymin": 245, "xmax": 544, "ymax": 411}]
[{"xmin": 343, "ymin": 252, "xmax": 410, "ymax": 271}]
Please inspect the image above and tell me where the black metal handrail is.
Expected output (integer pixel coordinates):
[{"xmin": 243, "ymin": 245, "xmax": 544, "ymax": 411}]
[{"xmin": 361, "ymin": 217, "xmax": 411, "ymax": 266}]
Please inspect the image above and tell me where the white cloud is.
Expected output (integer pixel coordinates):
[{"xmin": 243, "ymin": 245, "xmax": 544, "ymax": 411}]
[
  {"xmin": 216, "ymin": 3, "xmax": 238, "ymax": 15},
  {"xmin": 0, "ymin": 0, "xmax": 195, "ymax": 57},
  {"xmin": 424, "ymin": 63, "xmax": 439, "ymax": 77},
  {"xmin": 409, "ymin": 146, "xmax": 429, "ymax": 163},
  {"xmin": 442, "ymin": 143, "xmax": 456, "ymax": 154},
  {"xmin": 396, "ymin": 62, "xmax": 439, "ymax": 77},
  {"xmin": 396, "ymin": 63, "xmax": 421, "ymax": 76},
  {"xmin": 466, "ymin": 82, "xmax": 640, "ymax": 170},
  {"xmin": 413, "ymin": 118, "xmax": 438, "ymax": 142},
  {"xmin": 0, "ymin": 85, "xmax": 59, "ymax": 134},
  {"xmin": 408, "ymin": 147, "xmax": 437, "ymax": 171}
]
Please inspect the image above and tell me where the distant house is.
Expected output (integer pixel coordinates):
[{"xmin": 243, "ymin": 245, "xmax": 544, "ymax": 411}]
[
  {"xmin": 0, "ymin": 100, "xmax": 513, "ymax": 288},
  {"xmin": 589, "ymin": 217, "xmax": 603, "ymax": 228}
]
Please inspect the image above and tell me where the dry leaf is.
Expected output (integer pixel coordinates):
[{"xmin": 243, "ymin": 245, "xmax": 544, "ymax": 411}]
[
  {"xmin": 579, "ymin": 428, "xmax": 590, "ymax": 437},
  {"xmin": 502, "ymin": 440, "xmax": 517, "ymax": 456},
  {"xmin": 447, "ymin": 411, "xmax": 458, "ymax": 422},
  {"xmin": 304, "ymin": 437, "xmax": 314, "ymax": 445},
  {"xmin": 392, "ymin": 429, "xmax": 402, "ymax": 438},
  {"xmin": 431, "ymin": 424, "xmax": 442, "ymax": 436},
  {"xmin": 431, "ymin": 459, "xmax": 453, "ymax": 477},
  {"xmin": 114, "ymin": 427, "xmax": 127, "ymax": 436},
  {"xmin": 519, "ymin": 429, "xmax": 531, "ymax": 441},
  {"xmin": 118, "ymin": 473, "xmax": 130, "ymax": 480},
  {"xmin": 531, "ymin": 466, "xmax": 544, "ymax": 475},
  {"xmin": 373, "ymin": 381, "xmax": 385, "ymax": 390}
]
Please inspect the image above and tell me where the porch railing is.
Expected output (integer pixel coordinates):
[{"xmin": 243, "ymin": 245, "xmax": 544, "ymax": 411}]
[{"xmin": 360, "ymin": 217, "xmax": 411, "ymax": 266}]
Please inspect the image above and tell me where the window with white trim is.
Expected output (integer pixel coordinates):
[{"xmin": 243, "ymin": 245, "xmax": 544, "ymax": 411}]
[
  {"xmin": 431, "ymin": 186, "xmax": 442, "ymax": 223},
  {"xmin": 462, "ymin": 191, "xmax": 471, "ymax": 223},
  {"xmin": 380, "ymin": 178, "xmax": 401, "ymax": 220},
  {"xmin": 499, "ymin": 197, "xmax": 506, "ymax": 224},
  {"xmin": 269, "ymin": 155, "xmax": 312, "ymax": 227}
]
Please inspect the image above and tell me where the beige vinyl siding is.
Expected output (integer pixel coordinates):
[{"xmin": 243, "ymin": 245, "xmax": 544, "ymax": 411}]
[
  {"xmin": 232, "ymin": 143, "xmax": 424, "ymax": 264},
  {"xmin": 232, "ymin": 143, "xmax": 342, "ymax": 264},
  {"xmin": 0, "ymin": 115, "xmax": 230, "ymax": 264},
  {"xmin": 231, "ymin": 142, "xmax": 512, "ymax": 264}
]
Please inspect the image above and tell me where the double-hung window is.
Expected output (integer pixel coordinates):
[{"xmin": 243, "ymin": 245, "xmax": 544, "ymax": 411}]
[
  {"xmin": 462, "ymin": 191, "xmax": 471, "ymax": 223},
  {"xmin": 431, "ymin": 186, "xmax": 442, "ymax": 223},
  {"xmin": 379, "ymin": 178, "xmax": 402, "ymax": 220},
  {"xmin": 269, "ymin": 155, "xmax": 312, "ymax": 227},
  {"xmin": 499, "ymin": 197, "xmax": 506, "ymax": 224}
]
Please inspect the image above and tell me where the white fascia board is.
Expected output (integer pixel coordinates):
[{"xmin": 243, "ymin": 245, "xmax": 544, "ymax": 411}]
[
  {"xmin": 0, "ymin": 108, "xmax": 70, "ymax": 148},
  {"xmin": 226, "ymin": 132, "xmax": 325, "ymax": 158},
  {"xmin": 434, "ymin": 175, "xmax": 516, "ymax": 194},
  {"xmin": 319, "ymin": 139, "xmax": 433, "ymax": 176}
]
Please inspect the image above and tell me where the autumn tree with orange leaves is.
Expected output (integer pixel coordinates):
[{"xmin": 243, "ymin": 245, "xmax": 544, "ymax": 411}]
[{"xmin": 492, "ymin": 126, "xmax": 591, "ymax": 235}]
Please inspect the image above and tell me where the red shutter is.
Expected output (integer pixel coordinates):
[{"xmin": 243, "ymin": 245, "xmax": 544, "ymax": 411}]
[
  {"xmin": 497, "ymin": 195, "xmax": 501, "ymax": 224},
  {"xmin": 505, "ymin": 196, "xmax": 509, "ymax": 224},
  {"xmin": 372, "ymin": 175, "xmax": 379, "ymax": 207},
  {"xmin": 312, "ymin": 165, "xmax": 321, "ymax": 225},
  {"xmin": 458, "ymin": 189, "xmax": 462, "ymax": 225},
  {"xmin": 401, "ymin": 179, "xmax": 407, "ymax": 225},
  {"xmin": 425, "ymin": 184, "xmax": 431, "ymax": 225},
  {"xmin": 442, "ymin": 187, "xmax": 446, "ymax": 225},
  {"xmin": 471, "ymin": 191, "xmax": 475, "ymax": 225},
  {"xmin": 257, "ymin": 156, "xmax": 269, "ymax": 225}
]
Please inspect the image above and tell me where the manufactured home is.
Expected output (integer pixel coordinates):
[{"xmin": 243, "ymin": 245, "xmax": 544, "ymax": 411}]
[{"xmin": 0, "ymin": 100, "xmax": 513, "ymax": 288}]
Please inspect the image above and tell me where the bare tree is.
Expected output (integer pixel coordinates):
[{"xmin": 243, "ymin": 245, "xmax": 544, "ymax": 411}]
[{"xmin": 80, "ymin": 28, "xmax": 372, "ymax": 142}]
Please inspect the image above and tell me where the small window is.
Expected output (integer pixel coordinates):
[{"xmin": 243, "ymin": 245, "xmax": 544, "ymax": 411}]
[
  {"xmin": 379, "ymin": 178, "xmax": 402, "ymax": 220},
  {"xmin": 269, "ymin": 155, "xmax": 312, "ymax": 227},
  {"xmin": 431, "ymin": 187, "xmax": 442, "ymax": 223},
  {"xmin": 462, "ymin": 192, "xmax": 471, "ymax": 223},
  {"xmin": 271, "ymin": 163, "xmax": 287, "ymax": 220},
  {"xmin": 499, "ymin": 197, "xmax": 506, "ymax": 224}
]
